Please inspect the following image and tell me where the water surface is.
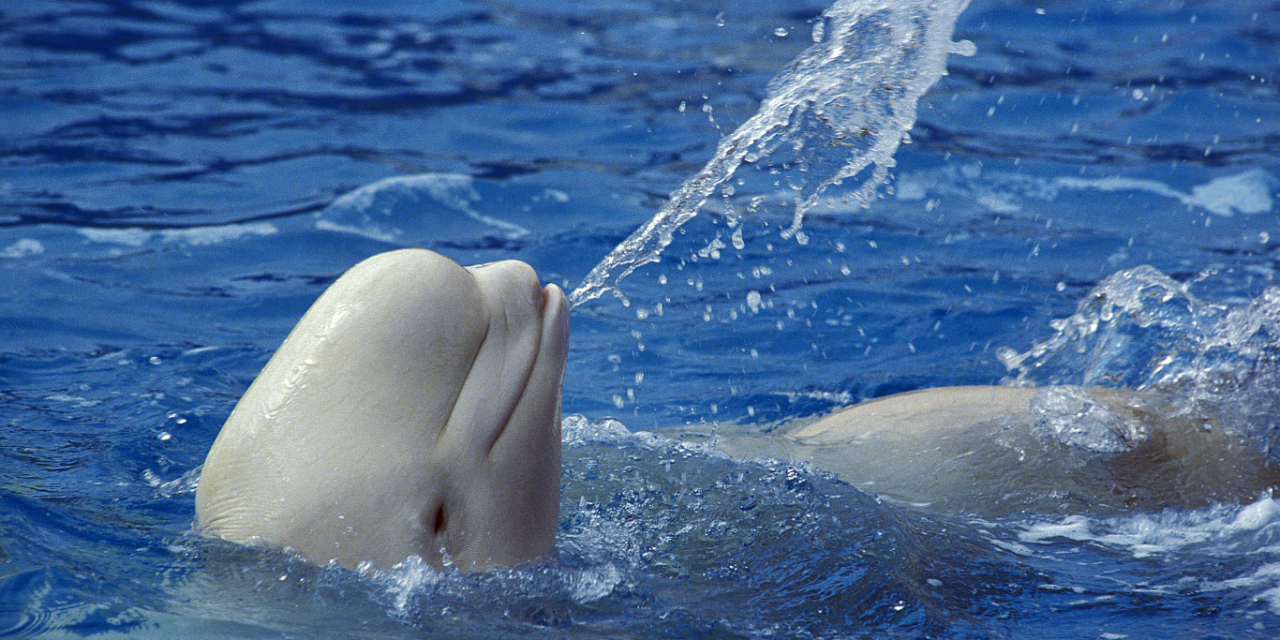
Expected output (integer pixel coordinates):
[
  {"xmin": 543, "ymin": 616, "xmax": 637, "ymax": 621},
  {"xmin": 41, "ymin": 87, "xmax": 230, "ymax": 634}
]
[{"xmin": 2, "ymin": 0, "xmax": 1279, "ymax": 638}]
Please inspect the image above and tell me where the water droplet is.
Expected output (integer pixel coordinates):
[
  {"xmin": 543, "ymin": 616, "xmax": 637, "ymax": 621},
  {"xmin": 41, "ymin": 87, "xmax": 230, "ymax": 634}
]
[
  {"xmin": 774, "ymin": 27, "xmax": 789, "ymax": 37},
  {"xmin": 950, "ymin": 39, "xmax": 976, "ymax": 56}
]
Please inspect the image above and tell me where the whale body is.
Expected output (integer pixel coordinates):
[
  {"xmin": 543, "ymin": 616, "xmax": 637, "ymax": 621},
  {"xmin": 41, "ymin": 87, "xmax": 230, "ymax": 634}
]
[
  {"xmin": 196, "ymin": 249, "xmax": 568, "ymax": 571},
  {"xmin": 714, "ymin": 385, "xmax": 1280, "ymax": 516}
]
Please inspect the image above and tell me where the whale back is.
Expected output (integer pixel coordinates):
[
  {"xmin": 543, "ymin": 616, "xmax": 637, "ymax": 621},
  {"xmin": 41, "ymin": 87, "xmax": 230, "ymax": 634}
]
[{"xmin": 715, "ymin": 385, "xmax": 1280, "ymax": 516}]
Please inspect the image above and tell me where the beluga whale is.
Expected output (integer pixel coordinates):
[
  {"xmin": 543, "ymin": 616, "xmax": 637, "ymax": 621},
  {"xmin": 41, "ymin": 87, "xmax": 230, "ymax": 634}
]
[
  {"xmin": 197, "ymin": 252, "xmax": 1278, "ymax": 572},
  {"xmin": 712, "ymin": 384, "xmax": 1280, "ymax": 517},
  {"xmin": 196, "ymin": 248, "xmax": 569, "ymax": 571}
]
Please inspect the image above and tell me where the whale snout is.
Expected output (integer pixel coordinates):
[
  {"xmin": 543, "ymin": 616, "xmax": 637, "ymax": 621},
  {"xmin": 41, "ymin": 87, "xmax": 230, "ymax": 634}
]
[{"xmin": 468, "ymin": 259, "xmax": 567, "ymax": 339}]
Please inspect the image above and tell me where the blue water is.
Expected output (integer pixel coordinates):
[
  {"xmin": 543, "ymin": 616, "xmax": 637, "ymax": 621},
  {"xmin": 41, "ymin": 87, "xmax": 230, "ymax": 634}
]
[{"xmin": 2, "ymin": 0, "xmax": 1279, "ymax": 638}]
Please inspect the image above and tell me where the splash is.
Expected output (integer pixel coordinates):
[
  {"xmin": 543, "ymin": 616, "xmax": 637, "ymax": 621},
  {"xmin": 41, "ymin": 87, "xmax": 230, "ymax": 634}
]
[
  {"xmin": 997, "ymin": 266, "xmax": 1280, "ymax": 391},
  {"xmin": 998, "ymin": 266, "xmax": 1280, "ymax": 450},
  {"xmin": 570, "ymin": 0, "xmax": 975, "ymax": 307},
  {"xmin": 1018, "ymin": 494, "xmax": 1280, "ymax": 560}
]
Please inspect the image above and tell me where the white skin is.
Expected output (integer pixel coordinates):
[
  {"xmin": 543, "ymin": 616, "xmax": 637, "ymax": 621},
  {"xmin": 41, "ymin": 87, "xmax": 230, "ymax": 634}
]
[
  {"xmin": 196, "ymin": 249, "xmax": 568, "ymax": 571},
  {"xmin": 714, "ymin": 385, "xmax": 1280, "ymax": 517}
]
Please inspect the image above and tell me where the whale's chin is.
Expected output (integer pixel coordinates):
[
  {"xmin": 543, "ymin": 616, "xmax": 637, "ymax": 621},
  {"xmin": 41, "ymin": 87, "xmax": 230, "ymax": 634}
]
[{"xmin": 195, "ymin": 249, "xmax": 568, "ymax": 571}]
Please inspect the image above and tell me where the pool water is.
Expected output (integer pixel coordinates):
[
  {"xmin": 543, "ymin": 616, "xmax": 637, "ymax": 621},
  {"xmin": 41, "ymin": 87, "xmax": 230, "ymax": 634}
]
[{"xmin": 2, "ymin": 0, "xmax": 1279, "ymax": 638}]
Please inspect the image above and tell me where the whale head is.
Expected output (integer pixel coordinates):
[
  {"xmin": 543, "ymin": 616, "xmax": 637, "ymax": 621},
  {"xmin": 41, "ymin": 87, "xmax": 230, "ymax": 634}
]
[{"xmin": 195, "ymin": 249, "xmax": 568, "ymax": 571}]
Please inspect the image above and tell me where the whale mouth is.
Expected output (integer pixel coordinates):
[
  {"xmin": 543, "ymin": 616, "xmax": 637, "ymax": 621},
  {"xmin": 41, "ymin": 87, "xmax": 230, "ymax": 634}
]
[
  {"xmin": 459, "ymin": 260, "xmax": 568, "ymax": 448},
  {"xmin": 467, "ymin": 260, "xmax": 564, "ymax": 327},
  {"xmin": 539, "ymin": 283, "xmax": 569, "ymax": 367},
  {"xmin": 472, "ymin": 260, "xmax": 569, "ymax": 374},
  {"xmin": 422, "ymin": 257, "xmax": 567, "ymax": 569}
]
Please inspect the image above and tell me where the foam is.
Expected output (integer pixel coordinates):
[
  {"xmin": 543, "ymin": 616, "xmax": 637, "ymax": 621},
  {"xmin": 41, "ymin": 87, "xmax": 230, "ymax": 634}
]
[
  {"xmin": 1018, "ymin": 496, "xmax": 1280, "ymax": 613},
  {"xmin": 896, "ymin": 165, "xmax": 1276, "ymax": 217},
  {"xmin": 1058, "ymin": 169, "xmax": 1276, "ymax": 217},
  {"xmin": 319, "ymin": 173, "xmax": 530, "ymax": 241},
  {"xmin": 1018, "ymin": 494, "xmax": 1280, "ymax": 559},
  {"xmin": 77, "ymin": 222, "xmax": 278, "ymax": 248},
  {"xmin": 1, "ymin": 238, "xmax": 44, "ymax": 258}
]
